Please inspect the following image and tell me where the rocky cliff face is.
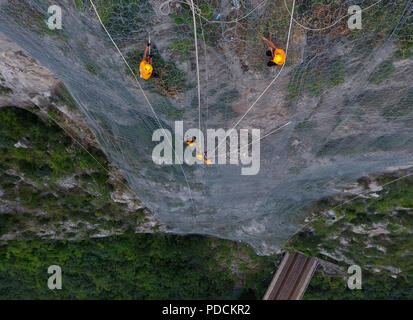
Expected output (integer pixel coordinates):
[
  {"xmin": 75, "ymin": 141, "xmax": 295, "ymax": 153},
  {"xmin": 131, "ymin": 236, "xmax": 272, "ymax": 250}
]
[
  {"xmin": 0, "ymin": 0, "xmax": 412, "ymax": 253},
  {"xmin": 0, "ymin": 33, "xmax": 165, "ymax": 241},
  {"xmin": 287, "ymin": 167, "xmax": 413, "ymax": 270}
]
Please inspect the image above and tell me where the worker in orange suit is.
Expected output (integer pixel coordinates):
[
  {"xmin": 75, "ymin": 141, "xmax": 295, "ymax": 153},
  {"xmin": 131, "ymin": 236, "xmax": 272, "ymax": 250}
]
[
  {"xmin": 139, "ymin": 43, "xmax": 153, "ymax": 80},
  {"xmin": 257, "ymin": 30, "xmax": 286, "ymax": 67}
]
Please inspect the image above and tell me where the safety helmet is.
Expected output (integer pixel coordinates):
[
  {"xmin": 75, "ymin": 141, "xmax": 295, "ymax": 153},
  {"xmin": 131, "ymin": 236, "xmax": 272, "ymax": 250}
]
[
  {"xmin": 196, "ymin": 153, "xmax": 203, "ymax": 161},
  {"xmin": 144, "ymin": 64, "xmax": 153, "ymax": 74},
  {"xmin": 273, "ymin": 54, "xmax": 283, "ymax": 65}
]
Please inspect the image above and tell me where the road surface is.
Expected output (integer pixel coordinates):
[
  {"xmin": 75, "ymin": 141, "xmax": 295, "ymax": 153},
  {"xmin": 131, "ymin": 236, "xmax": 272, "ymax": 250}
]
[{"xmin": 263, "ymin": 252, "xmax": 318, "ymax": 300}]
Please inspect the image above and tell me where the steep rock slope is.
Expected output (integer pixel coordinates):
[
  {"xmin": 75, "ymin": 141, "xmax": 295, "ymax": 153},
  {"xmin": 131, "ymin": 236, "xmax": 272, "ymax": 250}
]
[
  {"xmin": 0, "ymin": 33, "xmax": 164, "ymax": 240},
  {"xmin": 0, "ymin": 0, "xmax": 412, "ymax": 253}
]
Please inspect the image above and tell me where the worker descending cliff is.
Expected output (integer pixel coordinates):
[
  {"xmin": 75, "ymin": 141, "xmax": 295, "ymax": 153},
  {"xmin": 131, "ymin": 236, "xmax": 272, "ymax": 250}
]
[
  {"xmin": 257, "ymin": 30, "xmax": 286, "ymax": 67},
  {"xmin": 139, "ymin": 36, "xmax": 153, "ymax": 80}
]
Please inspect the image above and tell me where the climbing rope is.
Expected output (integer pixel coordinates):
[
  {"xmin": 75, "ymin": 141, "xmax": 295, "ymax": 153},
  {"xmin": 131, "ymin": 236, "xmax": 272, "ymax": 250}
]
[
  {"xmin": 88, "ymin": 0, "xmax": 197, "ymax": 209},
  {"xmin": 198, "ymin": 6, "xmax": 210, "ymax": 144},
  {"xmin": 188, "ymin": 0, "xmax": 202, "ymax": 137},
  {"xmin": 159, "ymin": 0, "xmax": 268, "ymax": 24},
  {"xmin": 216, "ymin": 121, "xmax": 292, "ymax": 159},
  {"xmin": 283, "ymin": 0, "xmax": 384, "ymax": 32},
  {"xmin": 213, "ymin": 0, "xmax": 296, "ymax": 155}
]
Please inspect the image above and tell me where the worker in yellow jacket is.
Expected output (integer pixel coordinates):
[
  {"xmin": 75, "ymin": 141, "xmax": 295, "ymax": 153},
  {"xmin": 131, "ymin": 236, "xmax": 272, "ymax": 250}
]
[
  {"xmin": 204, "ymin": 151, "xmax": 211, "ymax": 165},
  {"xmin": 257, "ymin": 31, "xmax": 286, "ymax": 67},
  {"xmin": 186, "ymin": 136, "xmax": 197, "ymax": 147},
  {"xmin": 139, "ymin": 43, "xmax": 153, "ymax": 80}
]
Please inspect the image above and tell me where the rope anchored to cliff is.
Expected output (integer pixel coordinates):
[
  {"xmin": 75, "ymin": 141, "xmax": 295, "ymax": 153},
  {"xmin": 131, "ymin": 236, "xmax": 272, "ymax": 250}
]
[{"xmin": 88, "ymin": 0, "xmax": 197, "ymax": 209}]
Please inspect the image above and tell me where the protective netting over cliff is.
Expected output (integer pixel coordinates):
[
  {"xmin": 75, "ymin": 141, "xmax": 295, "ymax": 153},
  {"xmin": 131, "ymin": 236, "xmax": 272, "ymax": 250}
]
[{"xmin": 0, "ymin": 0, "xmax": 412, "ymax": 253}]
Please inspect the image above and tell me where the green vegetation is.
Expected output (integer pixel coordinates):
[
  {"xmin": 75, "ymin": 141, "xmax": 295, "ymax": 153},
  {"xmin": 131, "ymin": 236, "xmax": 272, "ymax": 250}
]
[
  {"xmin": 0, "ymin": 105, "xmax": 275, "ymax": 300},
  {"xmin": 287, "ymin": 59, "xmax": 346, "ymax": 99},
  {"xmin": 326, "ymin": 60, "xmax": 346, "ymax": 87},
  {"xmin": 3, "ymin": 1, "xmax": 67, "ymax": 40},
  {"xmin": 0, "ymin": 85, "xmax": 12, "ymax": 95},
  {"xmin": 51, "ymin": 84, "xmax": 78, "ymax": 111},
  {"xmin": 73, "ymin": 0, "xmax": 85, "ymax": 9},
  {"xmin": 287, "ymin": 66, "xmax": 305, "ymax": 100},
  {"xmin": 0, "ymin": 106, "xmax": 148, "ymax": 238},
  {"xmin": 288, "ymin": 166, "xmax": 302, "ymax": 174},
  {"xmin": 305, "ymin": 69, "xmax": 327, "ymax": 97},
  {"xmin": 199, "ymin": 3, "xmax": 215, "ymax": 20},
  {"xmin": 316, "ymin": 132, "xmax": 413, "ymax": 157},
  {"xmin": 287, "ymin": 172, "xmax": 413, "ymax": 299},
  {"xmin": 382, "ymin": 88, "xmax": 413, "ymax": 120},
  {"xmin": 298, "ymin": 0, "xmax": 344, "ymax": 12},
  {"xmin": 292, "ymin": 0, "xmax": 409, "ymax": 97},
  {"xmin": 393, "ymin": 1, "xmax": 413, "ymax": 59},
  {"xmin": 352, "ymin": 85, "xmax": 413, "ymax": 122},
  {"xmin": 0, "ymin": 233, "xmax": 276, "ymax": 299},
  {"xmin": 344, "ymin": 0, "xmax": 413, "ymax": 61},
  {"xmin": 395, "ymin": 37, "xmax": 413, "ymax": 60},
  {"xmin": 0, "ymin": 106, "xmax": 107, "ymax": 179},
  {"xmin": 311, "ymin": 0, "xmax": 408, "ymax": 62},
  {"xmin": 369, "ymin": 60, "xmax": 395, "ymax": 85},
  {"xmin": 304, "ymin": 59, "xmax": 346, "ymax": 96},
  {"xmin": 172, "ymin": 8, "xmax": 192, "ymax": 26},
  {"xmin": 304, "ymin": 269, "xmax": 413, "ymax": 299},
  {"xmin": 172, "ymin": 2, "xmax": 220, "ymax": 46},
  {"xmin": 348, "ymin": 0, "xmax": 406, "ymax": 39},
  {"xmin": 84, "ymin": 62, "xmax": 99, "ymax": 75},
  {"xmin": 93, "ymin": 0, "xmax": 153, "ymax": 43},
  {"xmin": 171, "ymin": 38, "xmax": 193, "ymax": 59},
  {"xmin": 125, "ymin": 48, "xmax": 186, "ymax": 96},
  {"xmin": 296, "ymin": 120, "xmax": 317, "ymax": 133},
  {"xmin": 171, "ymin": 2, "xmax": 214, "ymax": 25},
  {"xmin": 155, "ymin": 99, "xmax": 185, "ymax": 119}
]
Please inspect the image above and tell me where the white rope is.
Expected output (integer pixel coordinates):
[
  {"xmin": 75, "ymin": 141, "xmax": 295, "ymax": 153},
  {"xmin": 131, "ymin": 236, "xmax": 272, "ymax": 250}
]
[
  {"xmin": 331, "ymin": 169, "xmax": 413, "ymax": 211},
  {"xmin": 40, "ymin": 105, "xmax": 142, "ymax": 209},
  {"xmin": 283, "ymin": 0, "xmax": 384, "ymax": 32},
  {"xmin": 213, "ymin": 0, "xmax": 296, "ymax": 155},
  {"xmin": 286, "ymin": 167, "xmax": 413, "ymax": 243},
  {"xmin": 238, "ymin": 121, "xmax": 292, "ymax": 153},
  {"xmin": 88, "ymin": 0, "xmax": 196, "ymax": 208},
  {"xmin": 216, "ymin": 121, "xmax": 292, "ymax": 158},
  {"xmin": 198, "ymin": 7, "xmax": 210, "ymax": 134},
  {"xmin": 159, "ymin": 0, "xmax": 268, "ymax": 24},
  {"xmin": 280, "ymin": 0, "xmax": 413, "ymax": 241},
  {"xmin": 158, "ymin": 0, "xmax": 173, "ymax": 16},
  {"xmin": 188, "ymin": 0, "xmax": 202, "ymax": 136}
]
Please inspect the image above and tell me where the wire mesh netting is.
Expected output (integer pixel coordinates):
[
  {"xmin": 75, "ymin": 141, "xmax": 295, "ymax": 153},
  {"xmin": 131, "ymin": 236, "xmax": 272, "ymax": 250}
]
[{"xmin": 0, "ymin": 0, "xmax": 412, "ymax": 253}]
